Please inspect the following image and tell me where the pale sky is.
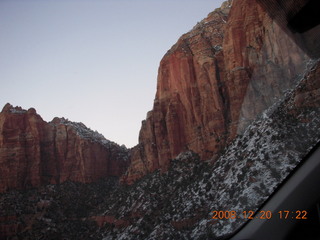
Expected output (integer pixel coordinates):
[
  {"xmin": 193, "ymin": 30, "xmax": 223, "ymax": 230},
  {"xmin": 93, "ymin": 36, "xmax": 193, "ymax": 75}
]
[{"xmin": 0, "ymin": 0, "xmax": 225, "ymax": 148}]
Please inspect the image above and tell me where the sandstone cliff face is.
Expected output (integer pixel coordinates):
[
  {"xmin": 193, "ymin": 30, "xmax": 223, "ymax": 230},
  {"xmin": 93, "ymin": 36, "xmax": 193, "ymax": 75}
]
[
  {"xmin": 0, "ymin": 104, "xmax": 129, "ymax": 192},
  {"xmin": 123, "ymin": 0, "xmax": 310, "ymax": 183},
  {"xmin": 1, "ymin": 0, "xmax": 314, "ymax": 187}
]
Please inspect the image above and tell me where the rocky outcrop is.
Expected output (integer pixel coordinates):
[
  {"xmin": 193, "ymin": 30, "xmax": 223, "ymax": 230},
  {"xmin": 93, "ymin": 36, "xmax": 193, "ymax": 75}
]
[
  {"xmin": 0, "ymin": 103, "xmax": 129, "ymax": 192},
  {"xmin": 123, "ymin": 0, "xmax": 310, "ymax": 183}
]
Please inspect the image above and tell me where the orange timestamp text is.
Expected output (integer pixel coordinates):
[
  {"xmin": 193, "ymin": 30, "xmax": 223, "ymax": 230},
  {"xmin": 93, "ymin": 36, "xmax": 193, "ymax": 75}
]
[{"xmin": 211, "ymin": 210, "xmax": 307, "ymax": 220}]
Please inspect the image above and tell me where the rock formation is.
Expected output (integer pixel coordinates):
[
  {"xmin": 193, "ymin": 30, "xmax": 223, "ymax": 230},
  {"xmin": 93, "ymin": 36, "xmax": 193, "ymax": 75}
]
[
  {"xmin": 0, "ymin": 103, "xmax": 129, "ymax": 192},
  {"xmin": 122, "ymin": 0, "xmax": 310, "ymax": 183},
  {"xmin": 1, "ymin": 0, "xmax": 320, "ymax": 238},
  {"xmin": 0, "ymin": 0, "xmax": 315, "ymax": 189}
]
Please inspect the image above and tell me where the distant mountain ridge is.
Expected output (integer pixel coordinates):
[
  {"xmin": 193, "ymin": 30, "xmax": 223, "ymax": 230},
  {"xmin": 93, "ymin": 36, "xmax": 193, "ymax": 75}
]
[{"xmin": 0, "ymin": 103, "xmax": 129, "ymax": 192}]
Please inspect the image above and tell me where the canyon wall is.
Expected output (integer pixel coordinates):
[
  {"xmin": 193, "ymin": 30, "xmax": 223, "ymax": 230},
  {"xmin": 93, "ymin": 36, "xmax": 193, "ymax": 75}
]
[
  {"xmin": 122, "ymin": 0, "xmax": 309, "ymax": 183},
  {"xmin": 0, "ymin": 103, "xmax": 129, "ymax": 192},
  {"xmin": 0, "ymin": 0, "xmax": 313, "ymax": 188}
]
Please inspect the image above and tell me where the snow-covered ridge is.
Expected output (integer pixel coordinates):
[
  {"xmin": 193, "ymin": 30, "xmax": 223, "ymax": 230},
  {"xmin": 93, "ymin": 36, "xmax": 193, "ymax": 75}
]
[
  {"xmin": 1, "ymin": 103, "xmax": 27, "ymax": 114},
  {"xmin": 50, "ymin": 117, "xmax": 128, "ymax": 152},
  {"xmin": 9, "ymin": 108, "xmax": 27, "ymax": 114},
  {"xmin": 193, "ymin": 59, "xmax": 320, "ymax": 237}
]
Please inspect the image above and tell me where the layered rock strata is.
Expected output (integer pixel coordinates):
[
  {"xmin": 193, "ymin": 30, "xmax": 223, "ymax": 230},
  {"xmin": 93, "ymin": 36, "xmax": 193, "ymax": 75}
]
[
  {"xmin": 123, "ymin": 0, "xmax": 310, "ymax": 183},
  {"xmin": 0, "ymin": 104, "xmax": 129, "ymax": 192}
]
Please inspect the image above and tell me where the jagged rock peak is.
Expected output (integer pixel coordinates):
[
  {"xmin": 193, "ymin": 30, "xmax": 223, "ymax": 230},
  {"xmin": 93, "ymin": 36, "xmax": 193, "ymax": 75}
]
[
  {"xmin": 1, "ymin": 103, "xmax": 27, "ymax": 114},
  {"xmin": 1, "ymin": 103, "xmax": 38, "ymax": 115},
  {"xmin": 1, "ymin": 103, "xmax": 13, "ymax": 112}
]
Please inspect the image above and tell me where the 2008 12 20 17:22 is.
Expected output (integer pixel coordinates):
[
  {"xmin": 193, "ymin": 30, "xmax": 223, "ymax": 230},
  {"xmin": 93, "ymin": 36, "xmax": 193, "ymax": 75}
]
[{"xmin": 211, "ymin": 210, "xmax": 308, "ymax": 220}]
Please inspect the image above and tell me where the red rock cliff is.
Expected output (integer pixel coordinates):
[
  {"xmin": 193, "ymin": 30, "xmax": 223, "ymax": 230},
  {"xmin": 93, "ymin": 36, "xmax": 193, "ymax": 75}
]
[
  {"xmin": 123, "ymin": 0, "xmax": 309, "ymax": 183},
  {"xmin": 0, "ymin": 103, "xmax": 129, "ymax": 192}
]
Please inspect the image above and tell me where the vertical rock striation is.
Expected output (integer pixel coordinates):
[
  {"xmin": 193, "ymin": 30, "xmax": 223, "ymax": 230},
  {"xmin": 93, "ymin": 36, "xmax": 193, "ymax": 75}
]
[
  {"xmin": 0, "ymin": 104, "xmax": 129, "ymax": 192},
  {"xmin": 123, "ymin": 0, "xmax": 309, "ymax": 183}
]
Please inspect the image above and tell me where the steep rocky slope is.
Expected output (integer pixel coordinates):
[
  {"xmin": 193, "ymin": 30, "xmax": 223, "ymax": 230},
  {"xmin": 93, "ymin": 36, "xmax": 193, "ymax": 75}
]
[
  {"xmin": 0, "ymin": 104, "xmax": 129, "ymax": 192},
  {"xmin": 123, "ymin": 0, "xmax": 309, "ymax": 183},
  {"xmin": 97, "ymin": 59, "xmax": 319, "ymax": 239}
]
